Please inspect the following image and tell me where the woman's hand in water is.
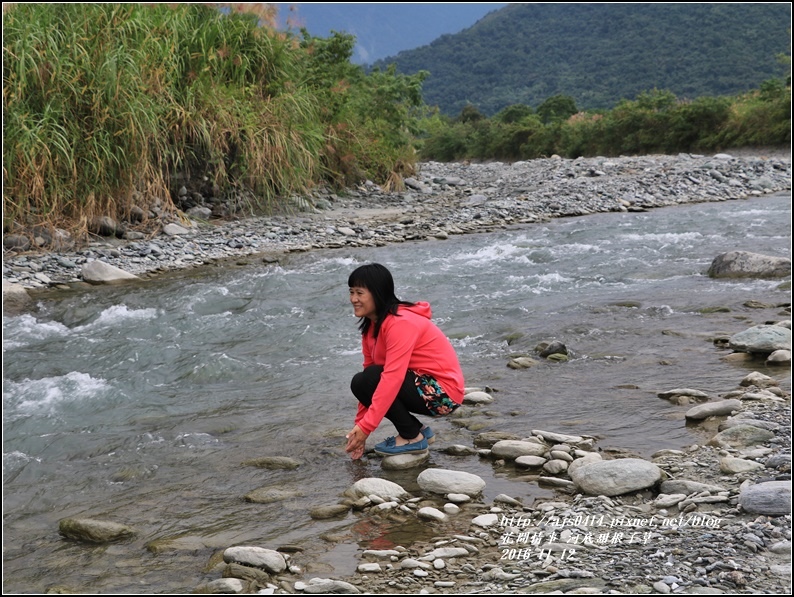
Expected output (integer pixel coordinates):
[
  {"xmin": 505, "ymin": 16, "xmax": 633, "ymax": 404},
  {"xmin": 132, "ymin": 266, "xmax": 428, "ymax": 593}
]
[{"xmin": 345, "ymin": 425, "xmax": 367, "ymax": 460}]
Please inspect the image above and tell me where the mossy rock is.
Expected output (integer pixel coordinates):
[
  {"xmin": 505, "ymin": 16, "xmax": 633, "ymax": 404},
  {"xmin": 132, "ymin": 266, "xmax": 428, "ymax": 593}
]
[{"xmin": 59, "ymin": 518, "xmax": 135, "ymax": 543}]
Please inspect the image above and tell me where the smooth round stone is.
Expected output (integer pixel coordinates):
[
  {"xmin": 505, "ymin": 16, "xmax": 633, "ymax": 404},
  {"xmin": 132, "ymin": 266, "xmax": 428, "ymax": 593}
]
[
  {"xmin": 463, "ymin": 391, "xmax": 494, "ymax": 404},
  {"xmin": 443, "ymin": 503, "xmax": 461, "ymax": 515},
  {"xmin": 569, "ymin": 458, "xmax": 662, "ymax": 496},
  {"xmin": 381, "ymin": 451, "xmax": 430, "ymax": 470},
  {"xmin": 417, "ymin": 507, "xmax": 447, "ymax": 522},
  {"xmin": 447, "ymin": 493, "xmax": 471, "ymax": 504},
  {"xmin": 471, "ymin": 513, "xmax": 499, "ymax": 528},
  {"xmin": 417, "ymin": 469, "xmax": 485, "ymax": 496},
  {"xmin": 515, "ymin": 455, "xmax": 547, "ymax": 468}
]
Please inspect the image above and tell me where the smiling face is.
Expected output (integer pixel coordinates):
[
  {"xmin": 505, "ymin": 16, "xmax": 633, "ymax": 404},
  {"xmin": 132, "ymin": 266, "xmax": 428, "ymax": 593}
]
[{"xmin": 349, "ymin": 286, "xmax": 377, "ymax": 321}]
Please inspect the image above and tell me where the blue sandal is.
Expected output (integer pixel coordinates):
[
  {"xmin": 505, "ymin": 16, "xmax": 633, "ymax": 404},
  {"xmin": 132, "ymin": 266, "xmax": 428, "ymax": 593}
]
[
  {"xmin": 374, "ymin": 437, "xmax": 429, "ymax": 456},
  {"xmin": 374, "ymin": 436, "xmax": 396, "ymax": 451},
  {"xmin": 421, "ymin": 426, "xmax": 435, "ymax": 444}
]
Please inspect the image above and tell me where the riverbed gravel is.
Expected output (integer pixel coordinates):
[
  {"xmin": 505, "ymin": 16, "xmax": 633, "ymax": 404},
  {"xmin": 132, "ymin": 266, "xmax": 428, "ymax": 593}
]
[{"xmin": 2, "ymin": 149, "xmax": 791, "ymax": 296}]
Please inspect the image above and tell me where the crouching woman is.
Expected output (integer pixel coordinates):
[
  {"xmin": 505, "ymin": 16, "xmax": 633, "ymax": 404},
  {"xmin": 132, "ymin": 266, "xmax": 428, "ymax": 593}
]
[{"xmin": 344, "ymin": 263, "xmax": 465, "ymax": 459}]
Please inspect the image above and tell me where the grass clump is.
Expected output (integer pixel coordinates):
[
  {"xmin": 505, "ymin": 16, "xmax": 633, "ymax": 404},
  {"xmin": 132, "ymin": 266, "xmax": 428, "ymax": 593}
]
[{"xmin": 3, "ymin": 3, "xmax": 426, "ymax": 243}]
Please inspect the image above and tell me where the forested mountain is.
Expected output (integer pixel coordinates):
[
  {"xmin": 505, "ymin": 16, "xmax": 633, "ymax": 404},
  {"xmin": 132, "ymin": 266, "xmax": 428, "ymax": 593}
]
[
  {"xmin": 373, "ymin": 3, "xmax": 792, "ymax": 116},
  {"xmin": 272, "ymin": 3, "xmax": 506, "ymax": 64}
]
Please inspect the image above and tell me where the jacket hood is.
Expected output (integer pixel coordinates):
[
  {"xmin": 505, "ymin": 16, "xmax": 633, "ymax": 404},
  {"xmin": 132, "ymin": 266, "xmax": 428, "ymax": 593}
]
[{"xmin": 400, "ymin": 301, "xmax": 432, "ymax": 319}]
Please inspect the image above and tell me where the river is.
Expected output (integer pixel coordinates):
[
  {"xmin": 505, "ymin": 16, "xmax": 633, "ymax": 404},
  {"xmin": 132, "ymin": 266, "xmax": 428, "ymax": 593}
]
[{"xmin": 2, "ymin": 193, "xmax": 791, "ymax": 593}]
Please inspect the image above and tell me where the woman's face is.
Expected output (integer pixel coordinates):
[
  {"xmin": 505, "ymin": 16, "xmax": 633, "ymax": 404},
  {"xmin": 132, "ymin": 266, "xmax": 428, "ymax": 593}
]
[{"xmin": 349, "ymin": 286, "xmax": 377, "ymax": 321}]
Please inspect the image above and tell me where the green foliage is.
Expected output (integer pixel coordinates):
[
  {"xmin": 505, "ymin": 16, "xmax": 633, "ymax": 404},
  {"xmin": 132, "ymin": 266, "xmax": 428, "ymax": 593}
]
[
  {"xmin": 536, "ymin": 95, "xmax": 578, "ymax": 124},
  {"xmin": 419, "ymin": 81, "xmax": 791, "ymax": 161},
  {"xmin": 494, "ymin": 104, "xmax": 534, "ymax": 124},
  {"xmin": 3, "ymin": 4, "xmax": 428, "ymax": 236},
  {"xmin": 376, "ymin": 3, "xmax": 791, "ymax": 117}
]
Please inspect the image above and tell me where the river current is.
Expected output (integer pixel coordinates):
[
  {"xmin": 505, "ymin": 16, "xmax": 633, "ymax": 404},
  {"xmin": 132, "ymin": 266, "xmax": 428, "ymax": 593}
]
[{"xmin": 2, "ymin": 193, "xmax": 791, "ymax": 593}]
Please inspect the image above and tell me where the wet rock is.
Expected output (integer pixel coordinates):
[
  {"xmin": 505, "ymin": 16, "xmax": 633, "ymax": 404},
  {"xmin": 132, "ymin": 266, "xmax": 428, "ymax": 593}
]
[
  {"xmin": 2, "ymin": 282, "xmax": 32, "ymax": 313},
  {"xmin": 507, "ymin": 356, "xmax": 540, "ymax": 369},
  {"xmin": 767, "ymin": 349, "xmax": 791, "ymax": 365},
  {"xmin": 58, "ymin": 518, "xmax": 136, "ymax": 543},
  {"xmin": 381, "ymin": 451, "xmax": 430, "ymax": 470},
  {"xmin": 708, "ymin": 251, "xmax": 791, "ymax": 278},
  {"xmin": 244, "ymin": 488, "xmax": 304, "ymax": 504},
  {"xmin": 473, "ymin": 431, "xmax": 521, "ymax": 447},
  {"xmin": 223, "ymin": 546, "xmax": 287, "ymax": 574},
  {"xmin": 463, "ymin": 390, "xmax": 494, "ymax": 404},
  {"xmin": 441, "ymin": 444, "xmax": 479, "ymax": 456},
  {"xmin": 685, "ymin": 399, "xmax": 743, "ymax": 420},
  {"xmin": 490, "ymin": 440, "xmax": 547, "ymax": 459},
  {"xmin": 532, "ymin": 429, "xmax": 585, "ymax": 444},
  {"xmin": 658, "ymin": 388, "xmax": 710, "ymax": 402},
  {"xmin": 729, "ymin": 324, "xmax": 792, "ymax": 354},
  {"xmin": 198, "ymin": 578, "xmax": 244, "ymax": 593},
  {"xmin": 567, "ymin": 452, "xmax": 603, "ymax": 476},
  {"xmin": 309, "ymin": 504, "xmax": 350, "ymax": 519},
  {"xmin": 740, "ymin": 372, "xmax": 779, "ymax": 388},
  {"xmin": 345, "ymin": 477, "xmax": 409, "ymax": 501},
  {"xmin": 242, "ymin": 456, "xmax": 302, "ymax": 470},
  {"xmin": 417, "ymin": 507, "xmax": 447, "ymax": 522},
  {"xmin": 515, "ymin": 455, "xmax": 547, "ymax": 468}
]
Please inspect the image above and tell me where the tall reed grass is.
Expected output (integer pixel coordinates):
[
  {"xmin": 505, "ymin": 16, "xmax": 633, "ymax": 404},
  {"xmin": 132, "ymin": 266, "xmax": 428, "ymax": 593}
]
[{"xmin": 3, "ymin": 3, "xmax": 425, "ymax": 240}]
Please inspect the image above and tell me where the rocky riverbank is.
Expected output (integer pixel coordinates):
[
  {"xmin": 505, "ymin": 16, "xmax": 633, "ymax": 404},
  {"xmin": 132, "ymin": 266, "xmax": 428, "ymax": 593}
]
[
  {"xmin": 9, "ymin": 150, "xmax": 792, "ymax": 594},
  {"xmin": 179, "ymin": 348, "xmax": 790, "ymax": 595},
  {"xmin": 2, "ymin": 149, "xmax": 791, "ymax": 304}
]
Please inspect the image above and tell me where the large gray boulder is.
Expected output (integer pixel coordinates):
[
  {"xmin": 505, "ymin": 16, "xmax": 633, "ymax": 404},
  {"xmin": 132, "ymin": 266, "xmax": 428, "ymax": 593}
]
[
  {"xmin": 738, "ymin": 481, "xmax": 791, "ymax": 516},
  {"xmin": 2, "ymin": 282, "xmax": 32, "ymax": 313},
  {"xmin": 417, "ymin": 469, "xmax": 486, "ymax": 497},
  {"xmin": 685, "ymin": 399, "xmax": 743, "ymax": 420},
  {"xmin": 729, "ymin": 325, "xmax": 791, "ymax": 355},
  {"xmin": 81, "ymin": 260, "xmax": 140, "ymax": 284},
  {"xmin": 569, "ymin": 458, "xmax": 662, "ymax": 496},
  {"xmin": 344, "ymin": 477, "xmax": 409, "ymax": 501},
  {"xmin": 490, "ymin": 440, "xmax": 547, "ymax": 460},
  {"xmin": 707, "ymin": 251, "xmax": 791, "ymax": 279},
  {"xmin": 708, "ymin": 424, "xmax": 775, "ymax": 448},
  {"xmin": 223, "ymin": 546, "xmax": 287, "ymax": 574}
]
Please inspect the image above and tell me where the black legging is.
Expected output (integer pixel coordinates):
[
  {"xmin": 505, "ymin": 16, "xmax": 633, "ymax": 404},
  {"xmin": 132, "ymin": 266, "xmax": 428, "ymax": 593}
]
[{"xmin": 350, "ymin": 365, "xmax": 434, "ymax": 439}]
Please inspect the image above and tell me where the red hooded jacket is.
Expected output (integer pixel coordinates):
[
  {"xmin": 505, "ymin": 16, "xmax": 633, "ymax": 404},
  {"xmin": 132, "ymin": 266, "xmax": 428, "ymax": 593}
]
[{"xmin": 354, "ymin": 302, "xmax": 465, "ymax": 435}]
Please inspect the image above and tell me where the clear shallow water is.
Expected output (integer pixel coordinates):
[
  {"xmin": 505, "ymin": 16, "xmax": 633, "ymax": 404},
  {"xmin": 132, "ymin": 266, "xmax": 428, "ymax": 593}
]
[{"xmin": 3, "ymin": 194, "xmax": 791, "ymax": 593}]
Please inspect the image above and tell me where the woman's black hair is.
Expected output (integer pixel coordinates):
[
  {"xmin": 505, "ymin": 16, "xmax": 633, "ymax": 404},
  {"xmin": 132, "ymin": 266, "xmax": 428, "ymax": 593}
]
[{"xmin": 348, "ymin": 263, "xmax": 414, "ymax": 337}]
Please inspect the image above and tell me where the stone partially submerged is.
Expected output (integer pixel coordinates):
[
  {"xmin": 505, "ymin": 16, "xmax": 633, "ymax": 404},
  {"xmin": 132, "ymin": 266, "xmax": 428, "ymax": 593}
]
[
  {"xmin": 707, "ymin": 251, "xmax": 791, "ymax": 278},
  {"xmin": 81, "ymin": 260, "xmax": 141, "ymax": 284},
  {"xmin": 729, "ymin": 325, "xmax": 791, "ymax": 355},
  {"xmin": 58, "ymin": 518, "xmax": 136, "ymax": 543}
]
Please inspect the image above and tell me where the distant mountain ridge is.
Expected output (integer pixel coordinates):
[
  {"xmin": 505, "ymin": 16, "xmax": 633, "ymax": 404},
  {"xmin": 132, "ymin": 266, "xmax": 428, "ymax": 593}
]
[
  {"xmin": 273, "ymin": 3, "xmax": 507, "ymax": 64},
  {"xmin": 372, "ymin": 3, "xmax": 792, "ymax": 116}
]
